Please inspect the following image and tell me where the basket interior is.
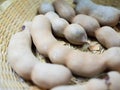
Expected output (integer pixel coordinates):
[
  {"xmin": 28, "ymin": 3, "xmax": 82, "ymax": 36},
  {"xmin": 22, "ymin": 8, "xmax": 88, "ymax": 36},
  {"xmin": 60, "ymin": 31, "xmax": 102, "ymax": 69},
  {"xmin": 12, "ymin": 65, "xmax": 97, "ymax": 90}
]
[{"xmin": 0, "ymin": 0, "xmax": 120, "ymax": 90}]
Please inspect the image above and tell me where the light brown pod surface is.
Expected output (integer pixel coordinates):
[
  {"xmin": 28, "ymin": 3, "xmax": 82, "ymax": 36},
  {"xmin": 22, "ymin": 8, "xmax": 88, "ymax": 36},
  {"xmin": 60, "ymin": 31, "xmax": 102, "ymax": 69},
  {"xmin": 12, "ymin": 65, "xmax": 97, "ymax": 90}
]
[
  {"xmin": 102, "ymin": 47, "xmax": 120, "ymax": 72},
  {"xmin": 48, "ymin": 43, "xmax": 72, "ymax": 65},
  {"xmin": 39, "ymin": 2, "xmax": 55, "ymax": 14},
  {"xmin": 53, "ymin": 0, "xmax": 75, "ymax": 22},
  {"xmin": 64, "ymin": 24, "xmax": 88, "ymax": 45},
  {"xmin": 45, "ymin": 12, "xmax": 87, "ymax": 45},
  {"xmin": 95, "ymin": 26, "xmax": 120, "ymax": 48},
  {"xmin": 45, "ymin": 11, "xmax": 59, "ymax": 22},
  {"xmin": 31, "ymin": 15, "xmax": 57, "ymax": 56},
  {"xmin": 51, "ymin": 17, "xmax": 69, "ymax": 37},
  {"xmin": 51, "ymin": 71, "xmax": 120, "ymax": 90},
  {"xmin": 66, "ymin": 50, "xmax": 106, "ymax": 77},
  {"xmin": 7, "ymin": 22, "xmax": 38, "ymax": 80},
  {"xmin": 72, "ymin": 14, "xmax": 100, "ymax": 37},
  {"xmin": 74, "ymin": 0, "xmax": 120, "ymax": 26},
  {"xmin": 89, "ymin": 6, "xmax": 120, "ymax": 26},
  {"xmin": 74, "ymin": 0, "xmax": 96, "ymax": 14},
  {"xmin": 108, "ymin": 71, "xmax": 120, "ymax": 90},
  {"xmin": 31, "ymin": 63, "xmax": 72, "ymax": 89}
]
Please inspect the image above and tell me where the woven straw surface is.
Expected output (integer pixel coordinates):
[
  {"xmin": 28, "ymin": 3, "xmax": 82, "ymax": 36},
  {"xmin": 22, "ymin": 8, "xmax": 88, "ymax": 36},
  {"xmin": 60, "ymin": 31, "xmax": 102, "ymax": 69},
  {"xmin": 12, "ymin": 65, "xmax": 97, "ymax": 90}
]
[{"xmin": 0, "ymin": 0, "xmax": 120, "ymax": 90}]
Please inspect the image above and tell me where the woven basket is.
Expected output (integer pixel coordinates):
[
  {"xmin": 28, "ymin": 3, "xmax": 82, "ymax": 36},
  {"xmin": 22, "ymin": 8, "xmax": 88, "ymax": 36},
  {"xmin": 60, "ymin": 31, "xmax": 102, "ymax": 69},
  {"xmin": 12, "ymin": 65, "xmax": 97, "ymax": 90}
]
[{"xmin": 0, "ymin": 0, "xmax": 120, "ymax": 90}]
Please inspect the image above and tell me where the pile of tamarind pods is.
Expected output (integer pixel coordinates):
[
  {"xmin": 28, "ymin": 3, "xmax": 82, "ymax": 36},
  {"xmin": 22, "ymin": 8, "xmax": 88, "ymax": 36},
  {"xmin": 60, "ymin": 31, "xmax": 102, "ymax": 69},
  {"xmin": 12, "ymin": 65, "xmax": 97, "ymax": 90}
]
[{"xmin": 7, "ymin": 0, "xmax": 120, "ymax": 90}]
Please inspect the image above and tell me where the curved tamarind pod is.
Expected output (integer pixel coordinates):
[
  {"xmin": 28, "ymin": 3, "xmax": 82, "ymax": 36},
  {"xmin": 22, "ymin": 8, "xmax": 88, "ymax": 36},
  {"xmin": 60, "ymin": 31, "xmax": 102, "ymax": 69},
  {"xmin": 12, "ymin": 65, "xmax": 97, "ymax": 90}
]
[
  {"xmin": 51, "ymin": 71, "xmax": 120, "ymax": 90},
  {"xmin": 7, "ymin": 22, "xmax": 72, "ymax": 89},
  {"xmin": 53, "ymin": 0, "xmax": 75, "ymax": 22},
  {"xmin": 72, "ymin": 14, "xmax": 100, "ymax": 37},
  {"xmin": 31, "ymin": 15, "xmax": 120, "ymax": 77},
  {"xmin": 95, "ymin": 26, "xmax": 120, "ymax": 48},
  {"xmin": 31, "ymin": 15, "xmax": 58, "ymax": 56},
  {"xmin": 74, "ymin": 0, "xmax": 120, "ymax": 26},
  {"xmin": 7, "ymin": 22, "xmax": 37, "ymax": 80},
  {"xmin": 45, "ymin": 12, "xmax": 88, "ymax": 45}
]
